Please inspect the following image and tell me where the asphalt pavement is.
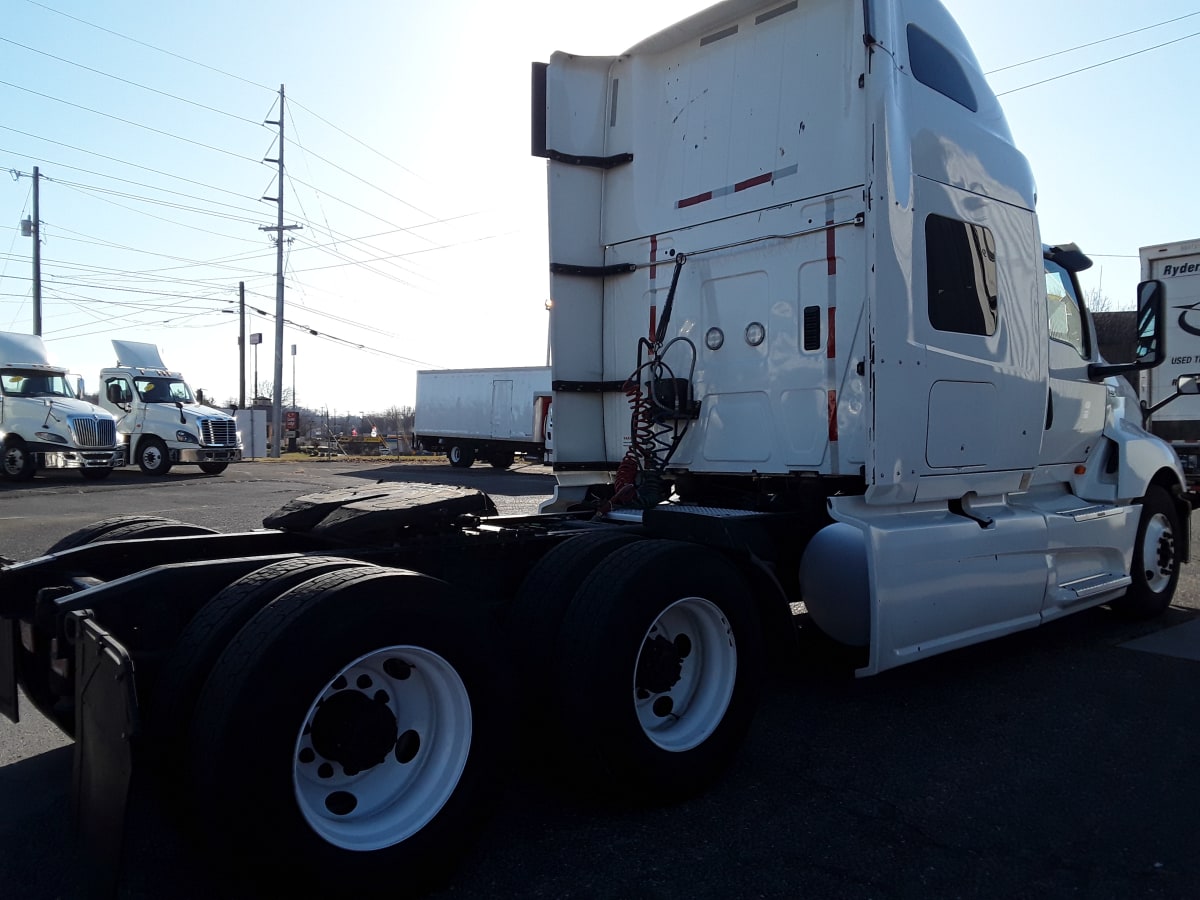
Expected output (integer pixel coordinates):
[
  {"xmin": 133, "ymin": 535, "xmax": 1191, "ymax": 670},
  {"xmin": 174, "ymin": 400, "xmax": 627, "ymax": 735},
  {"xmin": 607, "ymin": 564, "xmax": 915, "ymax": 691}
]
[{"xmin": 0, "ymin": 459, "xmax": 1197, "ymax": 899}]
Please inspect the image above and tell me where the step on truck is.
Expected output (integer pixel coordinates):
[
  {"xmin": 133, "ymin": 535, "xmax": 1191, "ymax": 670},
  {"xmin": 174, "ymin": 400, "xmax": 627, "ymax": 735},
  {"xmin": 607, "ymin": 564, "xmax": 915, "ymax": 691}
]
[
  {"xmin": 0, "ymin": 331, "xmax": 124, "ymax": 481},
  {"xmin": 97, "ymin": 339, "xmax": 242, "ymax": 475},
  {"xmin": 414, "ymin": 365, "xmax": 553, "ymax": 468},
  {"xmin": 0, "ymin": 1, "xmax": 1191, "ymax": 895}
]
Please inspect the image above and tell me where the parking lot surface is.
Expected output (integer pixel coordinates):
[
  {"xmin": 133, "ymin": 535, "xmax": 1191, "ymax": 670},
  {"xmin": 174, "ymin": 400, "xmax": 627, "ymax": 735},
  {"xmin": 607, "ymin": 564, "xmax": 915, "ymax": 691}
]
[{"xmin": 0, "ymin": 459, "xmax": 1197, "ymax": 899}]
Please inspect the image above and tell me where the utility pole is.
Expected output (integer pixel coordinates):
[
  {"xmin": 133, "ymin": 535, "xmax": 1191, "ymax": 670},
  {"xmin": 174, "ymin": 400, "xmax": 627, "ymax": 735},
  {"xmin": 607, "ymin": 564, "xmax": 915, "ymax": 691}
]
[
  {"xmin": 238, "ymin": 281, "xmax": 247, "ymax": 409},
  {"xmin": 32, "ymin": 166, "xmax": 41, "ymax": 336},
  {"xmin": 260, "ymin": 84, "xmax": 301, "ymax": 457},
  {"xmin": 19, "ymin": 167, "xmax": 42, "ymax": 335}
]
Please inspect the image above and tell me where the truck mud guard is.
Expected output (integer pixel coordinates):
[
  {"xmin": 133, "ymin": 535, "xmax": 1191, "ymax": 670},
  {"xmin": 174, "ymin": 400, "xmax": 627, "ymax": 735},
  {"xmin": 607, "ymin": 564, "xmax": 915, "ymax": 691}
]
[
  {"xmin": 0, "ymin": 616, "xmax": 16, "ymax": 722},
  {"xmin": 71, "ymin": 613, "xmax": 137, "ymax": 898}
]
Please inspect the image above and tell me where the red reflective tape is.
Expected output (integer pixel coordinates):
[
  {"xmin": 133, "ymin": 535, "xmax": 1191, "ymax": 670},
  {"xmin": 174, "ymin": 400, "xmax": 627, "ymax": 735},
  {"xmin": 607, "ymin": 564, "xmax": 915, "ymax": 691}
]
[
  {"xmin": 827, "ymin": 390, "xmax": 838, "ymax": 442},
  {"xmin": 678, "ymin": 191, "xmax": 713, "ymax": 209},
  {"xmin": 826, "ymin": 307, "xmax": 836, "ymax": 358},
  {"xmin": 826, "ymin": 220, "xmax": 836, "ymax": 276},
  {"xmin": 650, "ymin": 234, "xmax": 658, "ymax": 280},
  {"xmin": 735, "ymin": 172, "xmax": 771, "ymax": 192}
]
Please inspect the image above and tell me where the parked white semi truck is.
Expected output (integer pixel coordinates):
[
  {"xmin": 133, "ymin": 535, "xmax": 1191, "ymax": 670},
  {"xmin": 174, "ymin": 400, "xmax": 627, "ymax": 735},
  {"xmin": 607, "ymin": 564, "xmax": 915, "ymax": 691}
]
[
  {"xmin": 0, "ymin": 1, "xmax": 1189, "ymax": 896},
  {"xmin": 97, "ymin": 340, "xmax": 242, "ymax": 476},
  {"xmin": 0, "ymin": 331, "xmax": 124, "ymax": 481}
]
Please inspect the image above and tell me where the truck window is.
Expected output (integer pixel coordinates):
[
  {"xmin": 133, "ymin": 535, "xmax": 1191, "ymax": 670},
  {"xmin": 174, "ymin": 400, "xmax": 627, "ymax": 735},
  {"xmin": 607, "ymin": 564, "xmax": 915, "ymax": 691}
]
[
  {"xmin": 1045, "ymin": 263, "xmax": 1088, "ymax": 359},
  {"xmin": 907, "ymin": 24, "xmax": 978, "ymax": 112},
  {"xmin": 926, "ymin": 214, "xmax": 998, "ymax": 336},
  {"xmin": 1, "ymin": 371, "xmax": 73, "ymax": 397}
]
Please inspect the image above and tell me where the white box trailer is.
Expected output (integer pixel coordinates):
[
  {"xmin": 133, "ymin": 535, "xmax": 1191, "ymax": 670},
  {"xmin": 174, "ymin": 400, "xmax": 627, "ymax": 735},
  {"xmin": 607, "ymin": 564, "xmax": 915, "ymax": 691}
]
[
  {"xmin": 414, "ymin": 366, "xmax": 552, "ymax": 468},
  {"xmin": 1140, "ymin": 239, "xmax": 1200, "ymax": 483}
]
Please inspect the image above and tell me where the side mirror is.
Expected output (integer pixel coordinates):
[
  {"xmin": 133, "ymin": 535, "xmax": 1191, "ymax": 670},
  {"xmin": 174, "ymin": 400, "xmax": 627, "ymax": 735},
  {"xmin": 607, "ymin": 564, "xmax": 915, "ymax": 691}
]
[
  {"xmin": 1089, "ymin": 279, "xmax": 1165, "ymax": 379},
  {"xmin": 1176, "ymin": 373, "xmax": 1200, "ymax": 395}
]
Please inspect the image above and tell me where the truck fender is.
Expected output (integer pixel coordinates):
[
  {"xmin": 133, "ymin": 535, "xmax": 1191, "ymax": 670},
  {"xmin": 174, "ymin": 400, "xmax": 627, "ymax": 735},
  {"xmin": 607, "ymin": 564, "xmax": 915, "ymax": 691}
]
[{"xmin": 70, "ymin": 612, "xmax": 137, "ymax": 897}]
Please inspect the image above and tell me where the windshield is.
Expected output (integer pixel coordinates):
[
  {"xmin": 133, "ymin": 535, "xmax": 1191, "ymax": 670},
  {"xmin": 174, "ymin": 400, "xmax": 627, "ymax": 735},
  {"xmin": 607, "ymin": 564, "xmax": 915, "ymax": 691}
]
[
  {"xmin": 134, "ymin": 376, "xmax": 194, "ymax": 404},
  {"xmin": 0, "ymin": 369, "xmax": 77, "ymax": 398}
]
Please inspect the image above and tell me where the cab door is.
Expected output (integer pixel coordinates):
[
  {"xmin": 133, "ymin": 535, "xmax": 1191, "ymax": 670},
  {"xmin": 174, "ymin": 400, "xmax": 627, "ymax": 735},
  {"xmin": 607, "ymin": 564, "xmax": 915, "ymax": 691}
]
[
  {"xmin": 1040, "ymin": 260, "xmax": 1107, "ymax": 465},
  {"xmin": 867, "ymin": 176, "xmax": 1047, "ymax": 504}
]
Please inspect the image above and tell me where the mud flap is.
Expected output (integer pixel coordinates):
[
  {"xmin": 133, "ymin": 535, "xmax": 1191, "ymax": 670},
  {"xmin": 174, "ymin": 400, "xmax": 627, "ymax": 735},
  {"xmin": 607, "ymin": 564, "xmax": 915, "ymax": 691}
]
[
  {"xmin": 71, "ymin": 613, "xmax": 138, "ymax": 898},
  {"xmin": 0, "ymin": 617, "xmax": 17, "ymax": 723}
]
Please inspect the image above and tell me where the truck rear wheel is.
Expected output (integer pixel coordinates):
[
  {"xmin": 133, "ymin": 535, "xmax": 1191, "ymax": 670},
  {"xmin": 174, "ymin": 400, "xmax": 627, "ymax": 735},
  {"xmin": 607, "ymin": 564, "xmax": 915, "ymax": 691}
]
[
  {"xmin": 508, "ymin": 530, "xmax": 641, "ymax": 726},
  {"xmin": 45, "ymin": 515, "xmax": 213, "ymax": 553},
  {"xmin": 554, "ymin": 539, "xmax": 764, "ymax": 802},
  {"xmin": 149, "ymin": 556, "xmax": 374, "ymax": 771},
  {"xmin": 488, "ymin": 450, "xmax": 515, "ymax": 470},
  {"xmin": 136, "ymin": 436, "xmax": 172, "ymax": 475},
  {"xmin": 197, "ymin": 461, "xmax": 228, "ymax": 475},
  {"xmin": 1112, "ymin": 485, "xmax": 1181, "ymax": 619},
  {"xmin": 188, "ymin": 567, "xmax": 511, "ymax": 895},
  {"xmin": 1, "ymin": 435, "xmax": 36, "ymax": 481},
  {"xmin": 447, "ymin": 445, "xmax": 475, "ymax": 468}
]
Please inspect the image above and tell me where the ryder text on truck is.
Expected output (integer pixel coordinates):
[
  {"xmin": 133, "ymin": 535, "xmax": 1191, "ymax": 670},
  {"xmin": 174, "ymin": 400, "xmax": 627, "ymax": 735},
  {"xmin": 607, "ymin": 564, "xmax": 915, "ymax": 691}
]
[{"xmin": 0, "ymin": 1, "xmax": 1189, "ymax": 895}]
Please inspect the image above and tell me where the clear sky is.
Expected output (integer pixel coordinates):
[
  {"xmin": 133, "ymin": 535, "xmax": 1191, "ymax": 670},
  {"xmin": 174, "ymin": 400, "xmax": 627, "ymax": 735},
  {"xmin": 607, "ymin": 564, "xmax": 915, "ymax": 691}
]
[{"xmin": 2, "ymin": 0, "xmax": 1197, "ymax": 417}]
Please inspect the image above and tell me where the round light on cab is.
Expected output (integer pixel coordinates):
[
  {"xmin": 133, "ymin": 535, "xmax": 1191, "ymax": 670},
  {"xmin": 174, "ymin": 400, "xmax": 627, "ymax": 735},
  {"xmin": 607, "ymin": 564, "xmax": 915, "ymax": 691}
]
[
  {"xmin": 705, "ymin": 327, "xmax": 725, "ymax": 350},
  {"xmin": 745, "ymin": 322, "xmax": 766, "ymax": 347}
]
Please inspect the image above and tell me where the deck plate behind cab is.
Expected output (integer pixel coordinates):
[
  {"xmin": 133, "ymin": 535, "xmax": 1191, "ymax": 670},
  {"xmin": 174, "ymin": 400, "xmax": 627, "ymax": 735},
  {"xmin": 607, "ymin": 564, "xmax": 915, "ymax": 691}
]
[{"xmin": 262, "ymin": 482, "xmax": 498, "ymax": 543}]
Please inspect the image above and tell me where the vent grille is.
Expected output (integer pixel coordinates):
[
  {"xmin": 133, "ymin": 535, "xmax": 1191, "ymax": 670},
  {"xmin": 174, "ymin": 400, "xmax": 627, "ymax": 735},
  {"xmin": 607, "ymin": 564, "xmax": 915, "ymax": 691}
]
[
  {"xmin": 70, "ymin": 416, "xmax": 116, "ymax": 448},
  {"xmin": 201, "ymin": 418, "xmax": 238, "ymax": 446},
  {"xmin": 803, "ymin": 305, "xmax": 822, "ymax": 351}
]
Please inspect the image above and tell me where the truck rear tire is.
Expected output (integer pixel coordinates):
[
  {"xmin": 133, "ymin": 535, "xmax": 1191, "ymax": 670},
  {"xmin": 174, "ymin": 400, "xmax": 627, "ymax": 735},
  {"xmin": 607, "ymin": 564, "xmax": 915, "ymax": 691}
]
[
  {"xmin": 508, "ymin": 530, "xmax": 642, "ymax": 726},
  {"xmin": 488, "ymin": 450, "xmax": 515, "ymax": 470},
  {"xmin": 45, "ymin": 515, "xmax": 209, "ymax": 553},
  {"xmin": 554, "ymin": 539, "xmax": 764, "ymax": 802},
  {"xmin": 197, "ymin": 461, "xmax": 228, "ymax": 475},
  {"xmin": 149, "ymin": 556, "xmax": 374, "ymax": 779},
  {"xmin": 136, "ymin": 436, "xmax": 172, "ymax": 475},
  {"xmin": 1111, "ymin": 485, "xmax": 1181, "ymax": 619},
  {"xmin": 447, "ymin": 445, "xmax": 475, "ymax": 468},
  {"xmin": 188, "ymin": 567, "xmax": 512, "ymax": 896},
  {"xmin": 0, "ymin": 435, "xmax": 36, "ymax": 481}
]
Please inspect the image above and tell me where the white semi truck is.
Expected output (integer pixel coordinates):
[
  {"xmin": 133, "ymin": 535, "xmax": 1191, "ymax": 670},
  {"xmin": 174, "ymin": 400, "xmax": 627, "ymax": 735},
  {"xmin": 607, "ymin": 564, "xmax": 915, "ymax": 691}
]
[
  {"xmin": 0, "ymin": 1, "xmax": 1190, "ymax": 896},
  {"xmin": 414, "ymin": 365, "xmax": 552, "ymax": 468},
  {"xmin": 97, "ymin": 340, "xmax": 242, "ymax": 476},
  {"xmin": 0, "ymin": 331, "xmax": 124, "ymax": 481},
  {"xmin": 1139, "ymin": 239, "xmax": 1200, "ymax": 486}
]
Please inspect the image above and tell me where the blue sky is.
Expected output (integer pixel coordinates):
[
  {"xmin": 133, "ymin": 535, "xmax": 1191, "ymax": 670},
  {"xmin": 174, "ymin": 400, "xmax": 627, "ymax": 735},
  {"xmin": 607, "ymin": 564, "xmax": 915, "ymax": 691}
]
[{"xmin": 2, "ymin": 0, "xmax": 1197, "ymax": 414}]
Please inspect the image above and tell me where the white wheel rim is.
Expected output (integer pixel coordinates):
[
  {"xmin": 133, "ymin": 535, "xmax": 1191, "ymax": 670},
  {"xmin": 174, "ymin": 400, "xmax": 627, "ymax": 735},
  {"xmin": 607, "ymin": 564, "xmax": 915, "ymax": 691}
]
[
  {"xmin": 1141, "ymin": 512, "xmax": 1175, "ymax": 593},
  {"xmin": 292, "ymin": 645, "xmax": 472, "ymax": 851},
  {"xmin": 632, "ymin": 597, "xmax": 737, "ymax": 752}
]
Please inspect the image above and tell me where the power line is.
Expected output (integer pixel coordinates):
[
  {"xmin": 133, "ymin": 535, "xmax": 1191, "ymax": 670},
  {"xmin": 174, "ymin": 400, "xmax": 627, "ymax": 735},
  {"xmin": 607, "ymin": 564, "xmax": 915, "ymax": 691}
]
[
  {"xmin": 0, "ymin": 126, "xmax": 261, "ymax": 202},
  {"xmin": 1, "ymin": 154, "xmax": 266, "ymax": 219},
  {"xmin": 19, "ymin": 0, "xmax": 276, "ymax": 94},
  {"xmin": 986, "ymin": 10, "xmax": 1200, "ymax": 74},
  {"xmin": 0, "ymin": 78, "xmax": 263, "ymax": 164},
  {"xmin": 996, "ymin": 29, "xmax": 1200, "ymax": 96},
  {"xmin": 0, "ymin": 35, "xmax": 266, "ymax": 127}
]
